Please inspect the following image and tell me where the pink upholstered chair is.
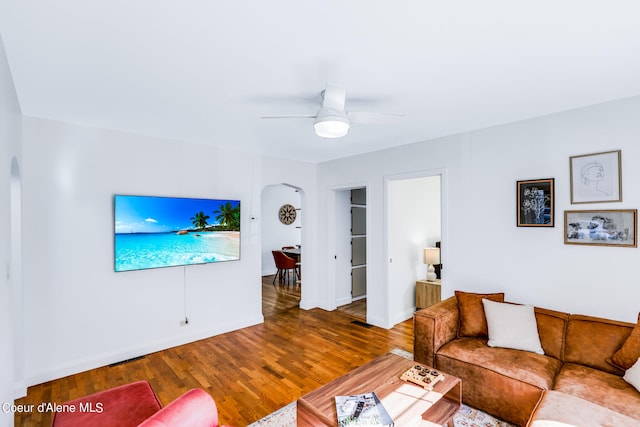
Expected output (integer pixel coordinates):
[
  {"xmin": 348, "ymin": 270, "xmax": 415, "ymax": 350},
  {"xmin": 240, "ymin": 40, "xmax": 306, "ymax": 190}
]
[
  {"xmin": 51, "ymin": 380, "xmax": 231, "ymax": 427},
  {"xmin": 138, "ymin": 388, "xmax": 223, "ymax": 427}
]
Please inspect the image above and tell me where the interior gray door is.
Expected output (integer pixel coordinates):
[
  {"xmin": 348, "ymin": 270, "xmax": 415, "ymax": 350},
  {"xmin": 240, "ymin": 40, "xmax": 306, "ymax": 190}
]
[{"xmin": 351, "ymin": 188, "xmax": 366, "ymax": 298}]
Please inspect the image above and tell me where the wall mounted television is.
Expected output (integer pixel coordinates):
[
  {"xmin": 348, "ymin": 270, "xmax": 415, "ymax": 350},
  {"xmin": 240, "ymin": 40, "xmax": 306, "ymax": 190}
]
[{"xmin": 114, "ymin": 195, "xmax": 240, "ymax": 272}]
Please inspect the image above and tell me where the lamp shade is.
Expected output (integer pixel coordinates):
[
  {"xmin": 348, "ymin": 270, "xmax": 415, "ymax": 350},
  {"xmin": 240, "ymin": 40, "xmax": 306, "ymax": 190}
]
[{"xmin": 423, "ymin": 247, "xmax": 440, "ymax": 265}]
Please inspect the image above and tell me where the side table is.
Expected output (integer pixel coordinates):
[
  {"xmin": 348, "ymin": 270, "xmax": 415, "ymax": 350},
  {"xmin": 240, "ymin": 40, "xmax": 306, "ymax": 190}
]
[{"xmin": 416, "ymin": 279, "xmax": 441, "ymax": 309}]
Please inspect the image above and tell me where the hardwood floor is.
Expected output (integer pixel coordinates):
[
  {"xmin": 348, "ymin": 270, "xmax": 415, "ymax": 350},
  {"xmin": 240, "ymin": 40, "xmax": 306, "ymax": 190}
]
[
  {"xmin": 336, "ymin": 297, "xmax": 366, "ymax": 320},
  {"xmin": 14, "ymin": 276, "xmax": 413, "ymax": 426}
]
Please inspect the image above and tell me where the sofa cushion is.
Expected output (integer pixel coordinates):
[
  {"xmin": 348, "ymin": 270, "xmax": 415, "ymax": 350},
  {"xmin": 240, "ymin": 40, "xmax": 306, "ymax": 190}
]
[
  {"xmin": 454, "ymin": 291, "xmax": 504, "ymax": 337},
  {"xmin": 553, "ymin": 363, "xmax": 640, "ymax": 421},
  {"xmin": 438, "ymin": 338, "xmax": 560, "ymax": 390},
  {"xmin": 534, "ymin": 307, "xmax": 568, "ymax": 361},
  {"xmin": 609, "ymin": 312, "xmax": 640, "ymax": 370},
  {"xmin": 531, "ymin": 390, "xmax": 640, "ymax": 427},
  {"xmin": 564, "ymin": 314, "xmax": 634, "ymax": 375},
  {"xmin": 482, "ymin": 299, "xmax": 543, "ymax": 354},
  {"xmin": 436, "ymin": 337, "xmax": 561, "ymax": 426}
]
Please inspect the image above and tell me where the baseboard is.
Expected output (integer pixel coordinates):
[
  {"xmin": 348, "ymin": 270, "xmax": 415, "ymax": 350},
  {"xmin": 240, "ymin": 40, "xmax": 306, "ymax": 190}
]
[
  {"xmin": 365, "ymin": 313, "xmax": 390, "ymax": 329},
  {"xmin": 299, "ymin": 298, "xmax": 319, "ymax": 310},
  {"xmin": 25, "ymin": 314, "xmax": 264, "ymax": 387},
  {"xmin": 391, "ymin": 307, "xmax": 416, "ymax": 327},
  {"xmin": 335, "ymin": 296, "xmax": 352, "ymax": 307}
]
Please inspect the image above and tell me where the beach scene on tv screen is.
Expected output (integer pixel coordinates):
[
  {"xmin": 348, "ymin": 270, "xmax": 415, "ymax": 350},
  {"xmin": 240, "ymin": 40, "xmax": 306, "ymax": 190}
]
[{"xmin": 114, "ymin": 195, "xmax": 240, "ymax": 272}]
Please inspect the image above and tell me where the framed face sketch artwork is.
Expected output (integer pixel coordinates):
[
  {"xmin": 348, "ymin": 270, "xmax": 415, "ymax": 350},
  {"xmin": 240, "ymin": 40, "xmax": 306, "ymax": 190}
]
[{"xmin": 569, "ymin": 150, "xmax": 622, "ymax": 204}]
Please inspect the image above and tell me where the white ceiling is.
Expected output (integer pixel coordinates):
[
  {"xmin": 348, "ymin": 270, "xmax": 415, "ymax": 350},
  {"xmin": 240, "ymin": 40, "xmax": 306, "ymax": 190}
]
[{"xmin": 2, "ymin": 1, "xmax": 640, "ymax": 163}]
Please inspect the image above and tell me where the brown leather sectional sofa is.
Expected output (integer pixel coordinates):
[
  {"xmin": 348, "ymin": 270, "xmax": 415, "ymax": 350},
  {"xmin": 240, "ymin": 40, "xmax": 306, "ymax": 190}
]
[{"xmin": 414, "ymin": 296, "xmax": 640, "ymax": 426}]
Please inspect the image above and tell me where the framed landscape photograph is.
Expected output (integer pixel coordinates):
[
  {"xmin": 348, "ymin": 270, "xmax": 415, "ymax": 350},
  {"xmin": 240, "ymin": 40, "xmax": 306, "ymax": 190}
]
[
  {"xmin": 564, "ymin": 209, "xmax": 637, "ymax": 247},
  {"xmin": 570, "ymin": 150, "xmax": 622, "ymax": 204},
  {"xmin": 517, "ymin": 178, "xmax": 554, "ymax": 227}
]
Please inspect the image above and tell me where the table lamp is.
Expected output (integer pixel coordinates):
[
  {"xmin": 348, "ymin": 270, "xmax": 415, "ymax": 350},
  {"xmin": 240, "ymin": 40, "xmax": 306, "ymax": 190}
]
[{"xmin": 423, "ymin": 247, "xmax": 440, "ymax": 282}]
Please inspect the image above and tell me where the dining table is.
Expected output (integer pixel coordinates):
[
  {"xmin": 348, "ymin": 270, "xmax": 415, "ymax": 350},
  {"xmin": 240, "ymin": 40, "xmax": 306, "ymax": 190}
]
[
  {"xmin": 282, "ymin": 247, "xmax": 301, "ymax": 281},
  {"xmin": 282, "ymin": 247, "xmax": 301, "ymax": 258}
]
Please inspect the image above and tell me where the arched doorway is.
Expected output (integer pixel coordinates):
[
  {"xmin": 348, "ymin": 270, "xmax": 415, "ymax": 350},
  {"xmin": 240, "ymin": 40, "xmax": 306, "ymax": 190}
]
[{"xmin": 260, "ymin": 184, "xmax": 303, "ymax": 315}]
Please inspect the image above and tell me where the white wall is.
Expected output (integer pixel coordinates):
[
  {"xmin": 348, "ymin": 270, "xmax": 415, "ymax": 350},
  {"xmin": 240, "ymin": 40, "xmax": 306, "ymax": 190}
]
[
  {"xmin": 388, "ymin": 175, "xmax": 441, "ymax": 324},
  {"xmin": 450, "ymin": 99, "xmax": 640, "ymax": 322},
  {"xmin": 19, "ymin": 117, "xmax": 318, "ymax": 386},
  {"xmin": 318, "ymin": 95, "xmax": 640, "ymax": 327},
  {"xmin": 260, "ymin": 185, "xmax": 301, "ymax": 275},
  {"xmin": 0, "ymin": 33, "xmax": 22, "ymax": 426}
]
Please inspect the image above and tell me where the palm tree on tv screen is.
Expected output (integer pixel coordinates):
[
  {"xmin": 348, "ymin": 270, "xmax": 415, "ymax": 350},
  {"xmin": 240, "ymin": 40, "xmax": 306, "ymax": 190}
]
[
  {"xmin": 190, "ymin": 211, "xmax": 210, "ymax": 231},
  {"xmin": 213, "ymin": 202, "xmax": 240, "ymax": 231}
]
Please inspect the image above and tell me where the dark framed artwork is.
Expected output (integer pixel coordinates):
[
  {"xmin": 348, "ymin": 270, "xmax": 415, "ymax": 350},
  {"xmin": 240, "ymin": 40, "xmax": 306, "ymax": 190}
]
[
  {"xmin": 569, "ymin": 150, "xmax": 622, "ymax": 204},
  {"xmin": 517, "ymin": 178, "xmax": 554, "ymax": 227},
  {"xmin": 564, "ymin": 209, "xmax": 637, "ymax": 247}
]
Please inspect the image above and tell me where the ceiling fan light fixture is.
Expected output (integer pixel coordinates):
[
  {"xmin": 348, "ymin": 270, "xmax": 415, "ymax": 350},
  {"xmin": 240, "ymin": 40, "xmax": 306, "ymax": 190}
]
[{"xmin": 314, "ymin": 114, "xmax": 350, "ymax": 138}]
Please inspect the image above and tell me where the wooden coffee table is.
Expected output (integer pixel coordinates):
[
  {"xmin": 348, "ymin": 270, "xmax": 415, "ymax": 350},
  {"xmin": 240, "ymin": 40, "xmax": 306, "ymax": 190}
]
[{"xmin": 297, "ymin": 352, "xmax": 461, "ymax": 426}]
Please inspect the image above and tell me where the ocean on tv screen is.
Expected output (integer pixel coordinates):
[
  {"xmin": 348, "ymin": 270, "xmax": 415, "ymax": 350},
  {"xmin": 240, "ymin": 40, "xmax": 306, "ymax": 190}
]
[{"xmin": 114, "ymin": 231, "xmax": 240, "ymax": 272}]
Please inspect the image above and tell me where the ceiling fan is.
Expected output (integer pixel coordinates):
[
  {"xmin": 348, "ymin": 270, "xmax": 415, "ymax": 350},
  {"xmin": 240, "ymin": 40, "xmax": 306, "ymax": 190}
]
[{"xmin": 260, "ymin": 83, "xmax": 405, "ymax": 139}]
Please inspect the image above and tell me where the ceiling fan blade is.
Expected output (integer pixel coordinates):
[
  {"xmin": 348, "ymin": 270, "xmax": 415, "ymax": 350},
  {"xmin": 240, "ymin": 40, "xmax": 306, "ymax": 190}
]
[
  {"xmin": 347, "ymin": 111, "xmax": 406, "ymax": 124},
  {"xmin": 247, "ymin": 94, "xmax": 320, "ymax": 106},
  {"xmin": 322, "ymin": 83, "xmax": 346, "ymax": 111},
  {"xmin": 260, "ymin": 115, "xmax": 316, "ymax": 119}
]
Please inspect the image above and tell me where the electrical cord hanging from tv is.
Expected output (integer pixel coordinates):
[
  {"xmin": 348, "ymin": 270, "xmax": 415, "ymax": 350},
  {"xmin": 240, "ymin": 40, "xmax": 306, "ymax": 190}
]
[{"xmin": 183, "ymin": 266, "xmax": 189, "ymax": 325}]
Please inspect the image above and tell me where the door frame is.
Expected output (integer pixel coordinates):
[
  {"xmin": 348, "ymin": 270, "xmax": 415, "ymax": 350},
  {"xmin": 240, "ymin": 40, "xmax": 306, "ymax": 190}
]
[
  {"xmin": 260, "ymin": 183, "xmax": 304, "ymax": 307},
  {"xmin": 328, "ymin": 182, "xmax": 370, "ymax": 316},
  {"xmin": 10, "ymin": 157, "xmax": 25, "ymax": 397},
  {"xmin": 383, "ymin": 168, "xmax": 447, "ymax": 326}
]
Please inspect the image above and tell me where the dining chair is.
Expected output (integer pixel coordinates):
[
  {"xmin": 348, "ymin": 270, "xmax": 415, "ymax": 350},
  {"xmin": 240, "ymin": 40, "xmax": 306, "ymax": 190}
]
[{"xmin": 272, "ymin": 250, "xmax": 297, "ymax": 285}]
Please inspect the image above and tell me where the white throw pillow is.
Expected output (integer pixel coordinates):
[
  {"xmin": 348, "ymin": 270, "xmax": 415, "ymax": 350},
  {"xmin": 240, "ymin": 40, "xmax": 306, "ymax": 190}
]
[
  {"xmin": 623, "ymin": 358, "xmax": 640, "ymax": 392},
  {"xmin": 482, "ymin": 298, "xmax": 544, "ymax": 354}
]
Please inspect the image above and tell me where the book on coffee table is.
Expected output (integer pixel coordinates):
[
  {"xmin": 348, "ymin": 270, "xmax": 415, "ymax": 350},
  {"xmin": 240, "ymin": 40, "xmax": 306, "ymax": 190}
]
[{"xmin": 335, "ymin": 392, "xmax": 393, "ymax": 426}]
